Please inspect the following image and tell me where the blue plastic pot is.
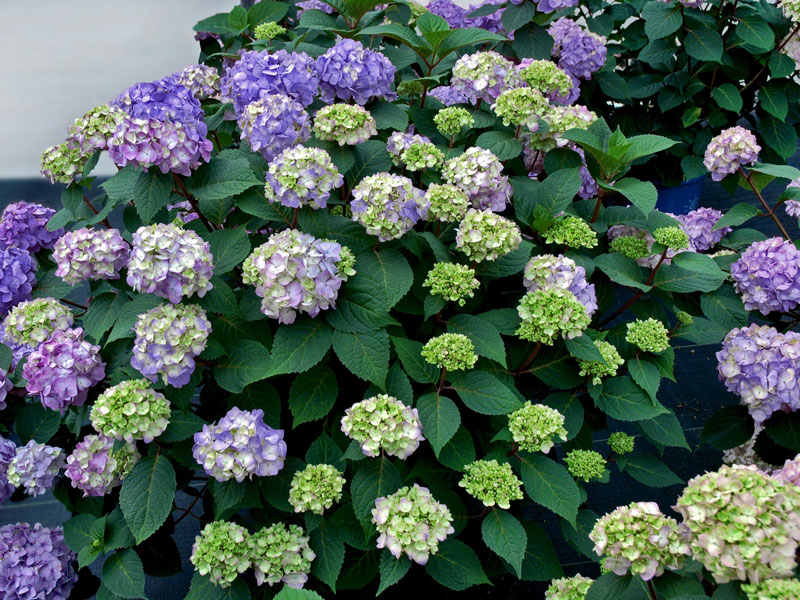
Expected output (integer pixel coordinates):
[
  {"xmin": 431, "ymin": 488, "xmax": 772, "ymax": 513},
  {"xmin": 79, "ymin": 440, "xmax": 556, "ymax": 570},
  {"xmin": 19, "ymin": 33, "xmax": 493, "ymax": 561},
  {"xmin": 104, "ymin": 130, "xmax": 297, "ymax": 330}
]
[{"xmin": 653, "ymin": 175, "xmax": 706, "ymax": 215}]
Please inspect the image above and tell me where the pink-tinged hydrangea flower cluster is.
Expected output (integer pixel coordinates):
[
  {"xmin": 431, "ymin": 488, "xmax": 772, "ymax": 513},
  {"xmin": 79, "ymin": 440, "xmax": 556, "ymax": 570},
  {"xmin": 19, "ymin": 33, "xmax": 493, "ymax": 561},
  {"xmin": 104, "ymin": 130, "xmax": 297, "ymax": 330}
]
[
  {"xmin": 167, "ymin": 63, "xmax": 220, "ymax": 100},
  {"xmin": 193, "ymin": 407, "xmax": 287, "ymax": 483},
  {"xmin": 0, "ymin": 370, "xmax": 10, "ymax": 412},
  {"xmin": 386, "ymin": 131, "xmax": 430, "ymax": 166},
  {"xmin": 250, "ymin": 523, "xmax": 315, "ymax": 589},
  {"xmin": 264, "ymin": 145, "xmax": 343, "ymax": 209},
  {"xmin": 0, "ymin": 436, "xmax": 15, "ymax": 506},
  {"xmin": 127, "ymin": 223, "xmax": 214, "ymax": 304},
  {"xmin": 523, "ymin": 254, "xmax": 597, "ymax": 317},
  {"xmin": 53, "ymin": 227, "xmax": 130, "ymax": 285},
  {"xmin": 0, "ymin": 248, "xmax": 36, "ymax": 316},
  {"xmin": 372, "ymin": 484, "xmax": 454, "ymax": 565},
  {"xmin": 341, "ymin": 394, "xmax": 424, "ymax": 459},
  {"xmin": 91, "ymin": 379, "xmax": 171, "ymax": 443},
  {"xmin": 237, "ymin": 94, "xmax": 311, "ymax": 161},
  {"xmin": 66, "ymin": 104, "xmax": 127, "ymax": 153},
  {"xmin": 221, "ymin": 49, "xmax": 319, "ymax": 112},
  {"xmin": 590, "ymin": 502, "xmax": 690, "ymax": 581},
  {"xmin": 0, "ymin": 202, "xmax": 62, "ymax": 252},
  {"xmin": 23, "ymin": 328, "xmax": 105, "ymax": 413},
  {"xmin": 456, "ymin": 208, "xmax": 522, "ymax": 262},
  {"xmin": 0, "ymin": 523, "xmax": 78, "ymax": 600},
  {"xmin": 64, "ymin": 434, "xmax": 140, "ymax": 497},
  {"xmin": 730, "ymin": 237, "xmax": 800, "ymax": 315},
  {"xmin": 548, "ymin": 18, "xmax": 607, "ymax": 81},
  {"xmin": 351, "ymin": 173, "xmax": 428, "ymax": 241},
  {"xmin": 442, "ymin": 147, "xmax": 512, "ymax": 212},
  {"xmin": 669, "ymin": 207, "xmax": 731, "ymax": 252},
  {"xmin": 428, "ymin": 84, "xmax": 470, "ymax": 106},
  {"xmin": 773, "ymin": 453, "xmax": 800, "ymax": 487},
  {"xmin": 3, "ymin": 298, "xmax": 73, "ymax": 348},
  {"xmin": 242, "ymin": 230, "xmax": 351, "ymax": 324},
  {"xmin": 716, "ymin": 324, "xmax": 800, "ymax": 424},
  {"xmin": 7, "ymin": 440, "xmax": 64, "ymax": 497},
  {"xmin": 131, "ymin": 303, "xmax": 211, "ymax": 387},
  {"xmin": 703, "ymin": 126, "xmax": 761, "ymax": 181},
  {"xmin": 40, "ymin": 142, "xmax": 86, "ymax": 184},
  {"xmin": 315, "ymin": 38, "xmax": 396, "ymax": 105},
  {"xmin": 675, "ymin": 464, "xmax": 800, "ymax": 583},
  {"xmin": 452, "ymin": 51, "xmax": 522, "ymax": 104}
]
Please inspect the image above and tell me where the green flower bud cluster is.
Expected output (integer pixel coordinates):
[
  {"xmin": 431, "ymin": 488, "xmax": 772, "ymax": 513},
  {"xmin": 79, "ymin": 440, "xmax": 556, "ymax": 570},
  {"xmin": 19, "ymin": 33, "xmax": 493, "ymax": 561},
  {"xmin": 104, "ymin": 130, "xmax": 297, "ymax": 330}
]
[
  {"xmin": 190, "ymin": 521, "xmax": 252, "ymax": 588},
  {"xmin": 426, "ymin": 183, "xmax": 469, "ymax": 222},
  {"xmin": 626, "ymin": 318, "xmax": 670, "ymax": 353},
  {"xmin": 508, "ymin": 401, "xmax": 568, "ymax": 453},
  {"xmin": 564, "ymin": 449, "xmax": 607, "ymax": 482},
  {"xmin": 456, "ymin": 208, "xmax": 522, "ymax": 263},
  {"xmin": 421, "ymin": 333, "xmax": 478, "ymax": 371},
  {"xmin": 676, "ymin": 311, "xmax": 694, "ymax": 325},
  {"xmin": 742, "ymin": 578, "xmax": 800, "ymax": 600},
  {"xmin": 653, "ymin": 226, "xmax": 690, "ymax": 250},
  {"xmin": 516, "ymin": 288, "xmax": 590, "ymax": 344},
  {"xmin": 607, "ymin": 432, "xmax": 635, "ymax": 455},
  {"xmin": 400, "ymin": 142, "xmax": 444, "ymax": 171},
  {"xmin": 590, "ymin": 502, "xmax": 690, "ymax": 581},
  {"xmin": 544, "ymin": 216, "xmax": 598, "ymax": 249},
  {"xmin": 545, "ymin": 574, "xmax": 594, "ymax": 600},
  {"xmin": 288, "ymin": 463, "xmax": 345, "ymax": 515},
  {"xmin": 396, "ymin": 80, "xmax": 425, "ymax": 96},
  {"xmin": 253, "ymin": 21, "xmax": 286, "ymax": 40},
  {"xmin": 434, "ymin": 107, "xmax": 473, "ymax": 136},
  {"xmin": 3, "ymin": 297, "xmax": 74, "ymax": 347},
  {"xmin": 249, "ymin": 523, "xmax": 315, "ymax": 588},
  {"xmin": 90, "ymin": 379, "xmax": 171, "ymax": 443},
  {"xmin": 577, "ymin": 340, "xmax": 624, "ymax": 384},
  {"xmin": 609, "ymin": 236, "xmax": 651, "ymax": 260},
  {"xmin": 336, "ymin": 245, "xmax": 357, "ymax": 280},
  {"xmin": 458, "ymin": 459, "xmax": 523, "ymax": 509},
  {"xmin": 313, "ymin": 104, "xmax": 377, "ymax": 146},
  {"xmin": 491, "ymin": 87, "xmax": 549, "ymax": 127},
  {"xmin": 341, "ymin": 394, "xmax": 424, "ymax": 459},
  {"xmin": 519, "ymin": 60, "xmax": 574, "ymax": 97},
  {"xmin": 423, "ymin": 262, "xmax": 480, "ymax": 306}
]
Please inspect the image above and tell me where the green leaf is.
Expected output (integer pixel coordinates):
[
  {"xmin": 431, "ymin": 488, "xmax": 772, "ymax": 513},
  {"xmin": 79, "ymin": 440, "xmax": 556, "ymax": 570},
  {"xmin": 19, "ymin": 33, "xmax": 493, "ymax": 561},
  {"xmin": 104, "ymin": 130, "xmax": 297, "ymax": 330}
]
[
  {"xmin": 595, "ymin": 377, "xmax": 669, "ymax": 421},
  {"xmin": 477, "ymin": 240, "xmax": 535, "ymax": 279},
  {"xmin": 447, "ymin": 314, "xmax": 506, "ymax": 367},
  {"xmin": 275, "ymin": 587, "xmax": 325, "ymax": 600},
  {"xmin": 133, "ymin": 171, "xmax": 171, "ymax": 225},
  {"xmin": 595, "ymin": 254, "xmax": 649, "ymax": 291},
  {"xmin": 107, "ymin": 295, "xmax": 163, "ymax": 343},
  {"xmin": 544, "ymin": 392, "xmax": 584, "ymax": 440},
  {"xmin": 684, "ymin": 28, "xmax": 723, "ymax": 62},
  {"xmin": 436, "ymin": 27, "xmax": 508, "ymax": 57},
  {"xmin": 102, "ymin": 549, "xmax": 145, "ymax": 599},
  {"xmin": 101, "ymin": 166, "xmax": 139, "ymax": 203},
  {"xmin": 350, "ymin": 456, "xmax": 402, "ymax": 524},
  {"xmin": 617, "ymin": 452, "xmax": 683, "ymax": 487},
  {"xmin": 185, "ymin": 573, "xmax": 250, "ymax": 600},
  {"xmin": 83, "ymin": 293, "xmax": 126, "ymax": 342},
  {"xmin": 207, "ymin": 228, "xmax": 250, "ymax": 275},
  {"xmin": 346, "ymin": 139, "xmax": 394, "ymax": 185},
  {"xmin": 501, "ymin": 0, "xmax": 536, "ymax": 32},
  {"xmin": 247, "ymin": 0, "xmax": 289, "ymax": 27},
  {"xmin": 370, "ymin": 102, "xmax": 409, "ymax": 131},
  {"xmin": 759, "ymin": 84, "xmax": 788, "ymax": 120},
  {"xmin": 437, "ymin": 425, "xmax": 476, "ymax": 471},
  {"xmin": 512, "ymin": 23, "xmax": 553, "ymax": 59},
  {"xmin": 565, "ymin": 334, "xmax": 606, "ymax": 364},
  {"xmin": 622, "ymin": 135, "xmax": 679, "ymax": 164},
  {"xmin": 736, "ymin": 16, "xmax": 774, "ymax": 51},
  {"xmin": 105, "ymin": 507, "xmax": 135, "ymax": 551},
  {"xmin": 517, "ymin": 452, "xmax": 580, "ymax": 525},
  {"xmin": 770, "ymin": 51, "xmax": 796, "ymax": 78},
  {"xmin": 657, "ymin": 253, "xmax": 727, "ymax": 289},
  {"xmin": 63, "ymin": 514, "xmax": 98, "ymax": 553},
  {"xmin": 764, "ymin": 411, "xmax": 800, "ymax": 452},
  {"xmin": 416, "ymin": 392, "xmax": 460, "ymax": 455},
  {"xmin": 289, "ymin": 365, "xmax": 338, "ymax": 426},
  {"xmin": 713, "ymin": 202, "xmax": 762, "ymax": 230},
  {"xmin": 268, "ymin": 319, "xmax": 332, "ymax": 376},
  {"xmin": 642, "ymin": 1, "xmax": 681, "ymax": 39},
  {"xmin": 15, "ymin": 403, "xmax": 61, "ymax": 444},
  {"xmin": 761, "ymin": 114, "xmax": 798, "ymax": 159},
  {"xmin": 119, "ymin": 455, "xmax": 176, "ymax": 544},
  {"xmin": 751, "ymin": 162, "xmax": 800, "ymax": 180},
  {"xmin": 535, "ymin": 168, "xmax": 582, "ymax": 216},
  {"xmin": 476, "ymin": 131, "xmax": 522, "ymax": 161},
  {"xmin": 186, "ymin": 157, "xmax": 261, "ymax": 202},
  {"xmin": 357, "ymin": 24, "xmax": 431, "ymax": 52},
  {"xmin": 481, "ymin": 509, "xmax": 527, "ymax": 577},
  {"xmin": 604, "ymin": 178, "xmax": 657, "ymax": 215},
  {"xmin": 213, "ymin": 340, "xmax": 271, "ymax": 393},
  {"xmin": 357, "ymin": 249, "xmax": 413, "ymax": 310},
  {"xmin": 638, "ymin": 411, "xmax": 690, "ymax": 450},
  {"xmin": 309, "ymin": 521, "xmax": 345, "ymax": 592},
  {"xmin": 700, "ymin": 286, "xmax": 748, "ymax": 329},
  {"xmin": 209, "ymin": 480, "xmax": 245, "ymax": 521},
  {"xmin": 306, "ymin": 433, "xmax": 345, "ymax": 471},
  {"xmin": 517, "ymin": 521, "xmax": 563, "ymax": 581},
  {"xmin": 587, "ymin": 573, "xmax": 632, "ymax": 600},
  {"xmin": 450, "ymin": 371, "xmax": 523, "ymax": 415},
  {"xmin": 377, "ymin": 551, "xmax": 410, "ymax": 595},
  {"xmin": 332, "ymin": 328, "xmax": 389, "ymax": 388},
  {"xmin": 712, "ymin": 83, "xmax": 743, "ymax": 113},
  {"xmin": 425, "ymin": 539, "xmax": 491, "ymax": 591},
  {"xmin": 261, "ymin": 457, "xmax": 304, "ymax": 512},
  {"xmin": 628, "ymin": 357, "xmax": 661, "ymax": 403},
  {"xmin": 391, "ymin": 336, "xmax": 438, "ymax": 383}
]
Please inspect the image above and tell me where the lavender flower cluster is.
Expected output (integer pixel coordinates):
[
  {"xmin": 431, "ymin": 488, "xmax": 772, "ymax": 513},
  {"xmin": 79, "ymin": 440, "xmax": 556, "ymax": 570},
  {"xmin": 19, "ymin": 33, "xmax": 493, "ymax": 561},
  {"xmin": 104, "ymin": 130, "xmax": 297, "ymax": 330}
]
[
  {"xmin": 7, "ymin": 440, "xmax": 64, "ymax": 497},
  {"xmin": 0, "ymin": 201, "xmax": 62, "ymax": 252},
  {"xmin": 264, "ymin": 145, "xmax": 343, "ymax": 210},
  {"xmin": 548, "ymin": 18, "xmax": 607, "ymax": 82},
  {"xmin": 0, "ymin": 436, "xmax": 15, "ymax": 505},
  {"xmin": 53, "ymin": 227, "xmax": 130, "ymax": 285},
  {"xmin": 351, "ymin": 173, "xmax": 428, "ymax": 241},
  {"xmin": 315, "ymin": 38, "xmax": 396, "ymax": 104},
  {"xmin": 442, "ymin": 147, "xmax": 512, "ymax": 212},
  {"xmin": 703, "ymin": 126, "xmax": 761, "ymax": 181},
  {"xmin": 523, "ymin": 254, "xmax": 597, "ymax": 317},
  {"xmin": 0, "ymin": 247, "xmax": 36, "ymax": 316},
  {"xmin": 64, "ymin": 434, "xmax": 140, "ymax": 497},
  {"xmin": 730, "ymin": 237, "xmax": 800, "ymax": 315},
  {"xmin": 237, "ymin": 94, "xmax": 311, "ymax": 161}
]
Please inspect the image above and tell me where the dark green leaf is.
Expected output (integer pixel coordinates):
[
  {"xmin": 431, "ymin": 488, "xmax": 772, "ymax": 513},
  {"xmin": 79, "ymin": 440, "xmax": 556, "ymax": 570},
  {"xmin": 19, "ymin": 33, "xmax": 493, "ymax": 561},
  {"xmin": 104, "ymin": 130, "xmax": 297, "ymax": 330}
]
[
  {"xmin": 268, "ymin": 319, "xmax": 332, "ymax": 376},
  {"xmin": 306, "ymin": 433, "xmax": 345, "ymax": 471},
  {"xmin": 416, "ymin": 392, "xmax": 460, "ymax": 455},
  {"xmin": 207, "ymin": 228, "xmax": 250, "ymax": 275},
  {"xmin": 346, "ymin": 140, "xmax": 394, "ymax": 184},
  {"xmin": 119, "ymin": 455, "xmax": 176, "ymax": 544},
  {"xmin": 595, "ymin": 253, "xmax": 650, "ymax": 291},
  {"xmin": 759, "ymin": 84, "xmax": 788, "ymax": 120},
  {"xmin": 133, "ymin": 171, "xmax": 171, "ymax": 224},
  {"xmin": 604, "ymin": 178, "xmax": 657, "ymax": 215},
  {"xmin": 371, "ymin": 102, "xmax": 409, "ymax": 131},
  {"xmin": 15, "ymin": 403, "xmax": 61, "ymax": 444},
  {"xmin": 185, "ymin": 573, "xmax": 250, "ymax": 600},
  {"xmin": 213, "ymin": 340, "xmax": 271, "ymax": 393},
  {"xmin": 764, "ymin": 411, "xmax": 800, "ymax": 452},
  {"xmin": 512, "ymin": 24, "xmax": 554, "ymax": 60},
  {"xmin": 186, "ymin": 157, "xmax": 261, "ymax": 202},
  {"xmin": 101, "ymin": 166, "xmax": 139, "ymax": 203},
  {"xmin": 309, "ymin": 522, "xmax": 345, "ymax": 592},
  {"xmin": 481, "ymin": 509, "xmax": 527, "ymax": 577},
  {"xmin": 711, "ymin": 83, "xmax": 743, "ymax": 113},
  {"xmin": 587, "ymin": 573, "xmax": 632, "ymax": 600},
  {"xmin": 638, "ymin": 411, "xmax": 690, "ymax": 450},
  {"xmin": 517, "ymin": 452, "xmax": 580, "ymax": 525},
  {"xmin": 391, "ymin": 336, "xmax": 438, "ymax": 383},
  {"xmin": 642, "ymin": 1, "xmax": 681, "ymax": 39},
  {"xmin": 450, "ymin": 371, "xmax": 523, "ymax": 415},
  {"xmin": 447, "ymin": 314, "xmax": 506, "ymax": 367},
  {"xmin": 535, "ymin": 168, "xmax": 582, "ymax": 216},
  {"xmin": 350, "ymin": 456, "xmax": 402, "ymax": 524},
  {"xmin": 102, "ymin": 549, "xmax": 145, "ymax": 599},
  {"xmin": 425, "ymin": 539, "xmax": 490, "ymax": 591},
  {"xmin": 517, "ymin": 521, "xmax": 563, "ymax": 581},
  {"xmin": 595, "ymin": 377, "xmax": 669, "ymax": 421},
  {"xmin": 107, "ymin": 295, "xmax": 163, "ymax": 343},
  {"xmin": 565, "ymin": 334, "xmax": 606, "ymax": 363},
  {"xmin": 617, "ymin": 453, "xmax": 683, "ymax": 487},
  {"xmin": 761, "ymin": 114, "xmax": 798, "ymax": 159},
  {"xmin": 475, "ymin": 131, "xmax": 522, "ymax": 161},
  {"xmin": 628, "ymin": 356, "xmax": 661, "ymax": 403},
  {"xmin": 289, "ymin": 365, "xmax": 338, "ymax": 426},
  {"xmin": 736, "ymin": 16, "xmax": 774, "ymax": 51},
  {"xmin": 357, "ymin": 249, "xmax": 413, "ymax": 310},
  {"xmin": 63, "ymin": 514, "xmax": 98, "ymax": 553},
  {"xmin": 437, "ymin": 425, "xmax": 476, "ymax": 471},
  {"xmin": 700, "ymin": 286, "xmax": 748, "ymax": 329},
  {"xmin": 377, "ymin": 551, "xmax": 410, "ymax": 595},
  {"xmin": 684, "ymin": 28, "xmax": 723, "ymax": 62},
  {"xmin": 332, "ymin": 329, "xmax": 389, "ymax": 388}
]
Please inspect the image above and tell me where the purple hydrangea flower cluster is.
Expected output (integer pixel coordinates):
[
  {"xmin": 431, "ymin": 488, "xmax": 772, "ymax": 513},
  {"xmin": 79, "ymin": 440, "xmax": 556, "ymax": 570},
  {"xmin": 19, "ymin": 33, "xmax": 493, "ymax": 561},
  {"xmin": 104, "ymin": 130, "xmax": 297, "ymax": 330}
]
[
  {"xmin": 0, "ymin": 329, "xmax": 33, "ymax": 371},
  {"xmin": 466, "ymin": 1, "xmax": 505, "ymax": 34},
  {"xmin": 167, "ymin": 63, "xmax": 221, "ymax": 100},
  {"xmin": 315, "ymin": 38, "xmax": 396, "ymax": 104},
  {"xmin": 386, "ymin": 131, "xmax": 431, "ymax": 166},
  {"xmin": 548, "ymin": 18, "xmax": 607, "ymax": 81},
  {"xmin": 0, "ymin": 523, "xmax": 78, "ymax": 600},
  {"xmin": 131, "ymin": 303, "xmax": 211, "ymax": 388},
  {"xmin": 23, "ymin": 328, "xmax": 105, "ymax": 413},
  {"xmin": 730, "ymin": 237, "xmax": 800, "ymax": 315},
  {"xmin": 193, "ymin": 407, "xmax": 287, "ymax": 482},
  {"xmin": 785, "ymin": 199, "xmax": 800, "ymax": 218},
  {"xmin": 427, "ymin": 0, "xmax": 505, "ymax": 33},
  {"xmin": 523, "ymin": 254, "xmax": 598, "ymax": 316},
  {"xmin": 428, "ymin": 85, "xmax": 470, "ymax": 106},
  {"xmin": 573, "ymin": 147, "xmax": 598, "ymax": 199},
  {"xmin": 221, "ymin": 49, "xmax": 319, "ymax": 112},
  {"xmin": 670, "ymin": 207, "xmax": 731, "ymax": 252},
  {"xmin": 427, "ymin": 0, "xmax": 467, "ymax": 27},
  {"xmin": 0, "ymin": 248, "xmax": 36, "ymax": 316},
  {"xmin": 774, "ymin": 453, "xmax": 800, "ymax": 487},
  {"xmin": 442, "ymin": 147, "xmax": 512, "ymax": 212},
  {"xmin": 264, "ymin": 145, "xmax": 343, "ymax": 210},
  {"xmin": 0, "ymin": 436, "xmax": 16, "ymax": 506},
  {"xmin": 452, "ymin": 51, "xmax": 521, "ymax": 105},
  {"xmin": 0, "ymin": 369, "xmax": 10, "ymax": 412},
  {"xmin": 537, "ymin": 0, "xmax": 579, "ymax": 12},
  {"xmin": 237, "ymin": 94, "xmax": 311, "ymax": 161},
  {"xmin": 53, "ymin": 227, "xmax": 130, "ymax": 285},
  {"xmin": 703, "ymin": 126, "xmax": 760, "ymax": 181},
  {"xmin": 127, "ymin": 223, "xmax": 214, "ymax": 304},
  {"xmin": 64, "ymin": 434, "xmax": 140, "ymax": 497},
  {"xmin": 7, "ymin": 440, "xmax": 64, "ymax": 497},
  {"xmin": 717, "ymin": 324, "xmax": 800, "ymax": 423},
  {"xmin": 0, "ymin": 202, "xmax": 62, "ymax": 252},
  {"xmin": 297, "ymin": 0, "xmax": 335, "ymax": 14},
  {"xmin": 351, "ymin": 173, "xmax": 429, "ymax": 241},
  {"xmin": 112, "ymin": 79, "xmax": 206, "ymax": 126}
]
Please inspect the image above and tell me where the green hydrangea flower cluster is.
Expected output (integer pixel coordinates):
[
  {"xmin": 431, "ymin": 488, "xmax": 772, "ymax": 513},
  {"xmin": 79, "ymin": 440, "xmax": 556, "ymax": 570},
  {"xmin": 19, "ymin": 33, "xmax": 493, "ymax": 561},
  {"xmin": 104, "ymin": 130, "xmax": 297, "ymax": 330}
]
[
  {"xmin": 508, "ymin": 402, "xmax": 568, "ymax": 453},
  {"xmin": 3, "ymin": 297, "xmax": 73, "ymax": 347},
  {"xmin": 609, "ymin": 236, "xmax": 651, "ymax": 259},
  {"xmin": 400, "ymin": 142, "xmax": 444, "ymax": 171},
  {"xmin": 426, "ymin": 183, "xmax": 469, "ymax": 222},
  {"xmin": 335, "ymin": 245, "xmax": 357, "ymax": 279},
  {"xmin": 577, "ymin": 340, "xmax": 624, "ymax": 384},
  {"xmin": 519, "ymin": 60, "xmax": 574, "ymax": 97},
  {"xmin": 90, "ymin": 379, "xmax": 171, "ymax": 443},
  {"xmin": 421, "ymin": 333, "xmax": 478, "ymax": 371},
  {"xmin": 253, "ymin": 21, "xmax": 286, "ymax": 39},
  {"xmin": 676, "ymin": 311, "xmax": 694, "ymax": 325},
  {"xmin": 544, "ymin": 216, "xmax": 599, "ymax": 249},
  {"xmin": 341, "ymin": 394, "xmax": 423, "ymax": 459},
  {"xmin": 249, "ymin": 523, "xmax": 315, "ymax": 588},
  {"xmin": 190, "ymin": 521, "xmax": 252, "ymax": 588},
  {"xmin": 423, "ymin": 262, "xmax": 480, "ymax": 306},
  {"xmin": 626, "ymin": 318, "xmax": 670, "ymax": 353},
  {"xmin": 312, "ymin": 104, "xmax": 377, "ymax": 145},
  {"xmin": 288, "ymin": 463, "xmax": 345, "ymax": 515},
  {"xmin": 434, "ymin": 106, "xmax": 473, "ymax": 136},
  {"xmin": 608, "ymin": 432, "xmax": 635, "ymax": 455},
  {"xmin": 516, "ymin": 288, "xmax": 590, "ymax": 344},
  {"xmin": 565, "ymin": 450, "xmax": 607, "ymax": 482},
  {"xmin": 545, "ymin": 574, "xmax": 594, "ymax": 600},
  {"xmin": 459, "ymin": 459, "xmax": 523, "ymax": 509},
  {"xmin": 674, "ymin": 464, "xmax": 800, "ymax": 583},
  {"xmin": 39, "ymin": 142, "xmax": 87, "ymax": 184},
  {"xmin": 491, "ymin": 87, "xmax": 549, "ymax": 127},
  {"xmin": 590, "ymin": 501, "xmax": 690, "ymax": 581},
  {"xmin": 653, "ymin": 226, "xmax": 690, "ymax": 250},
  {"xmin": 396, "ymin": 80, "xmax": 425, "ymax": 96},
  {"xmin": 456, "ymin": 208, "xmax": 522, "ymax": 262},
  {"xmin": 742, "ymin": 578, "xmax": 800, "ymax": 600}
]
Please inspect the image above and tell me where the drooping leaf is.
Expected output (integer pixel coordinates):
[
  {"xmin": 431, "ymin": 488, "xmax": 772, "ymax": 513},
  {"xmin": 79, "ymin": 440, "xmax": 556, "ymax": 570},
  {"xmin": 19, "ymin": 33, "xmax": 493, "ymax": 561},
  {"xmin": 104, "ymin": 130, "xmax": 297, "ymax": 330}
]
[
  {"xmin": 416, "ymin": 392, "xmax": 460, "ymax": 455},
  {"xmin": 119, "ymin": 455, "xmax": 177, "ymax": 544},
  {"xmin": 481, "ymin": 509, "xmax": 527, "ymax": 577}
]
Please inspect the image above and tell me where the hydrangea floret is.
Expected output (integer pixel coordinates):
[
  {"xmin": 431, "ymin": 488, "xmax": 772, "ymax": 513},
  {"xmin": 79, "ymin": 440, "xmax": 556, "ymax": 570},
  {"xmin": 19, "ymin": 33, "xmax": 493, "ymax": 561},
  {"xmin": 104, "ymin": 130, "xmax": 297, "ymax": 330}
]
[
  {"xmin": 730, "ymin": 237, "xmax": 800, "ymax": 315},
  {"xmin": 264, "ymin": 145, "xmax": 343, "ymax": 209},
  {"xmin": 626, "ymin": 318, "xmax": 670, "ymax": 353},
  {"xmin": 434, "ymin": 106, "xmax": 474, "ymax": 136},
  {"xmin": 608, "ymin": 432, "xmax": 635, "ymax": 455},
  {"xmin": 421, "ymin": 333, "xmax": 478, "ymax": 371},
  {"xmin": 350, "ymin": 173, "xmax": 428, "ymax": 241},
  {"xmin": 442, "ymin": 147, "xmax": 512, "ymax": 212},
  {"xmin": 0, "ymin": 371, "xmax": 10, "ymax": 413},
  {"xmin": 39, "ymin": 142, "xmax": 86, "ymax": 184},
  {"xmin": 672, "ymin": 207, "xmax": 731, "ymax": 252},
  {"xmin": 53, "ymin": 227, "xmax": 130, "ymax": 285},
  {"xmin": 288, "ymin": 464, "xmax": 345, "ymax": 515},
  {"xmin": 508, "ymin": 402, "xmax": 568, "ymax": 453},
  {"xmin": 168, "ymin": 63, "xmax": 220, "ymax": 100},
  {"xmin": 237, "ymin": 94, "xmax": 311, "ymax": 161},
  {"xmin": 254, "ymin": 21, "xmax": 286, "ymax": 40},
  {"xmin": 545, "ymin": 575, "xmax": 594, "ymax": 600},
  {"xmin": 315, "ymin": 38, "xmax": 396, "ymax": 104},
  {"xmin": 386, "ymin": 132, "xmax": 430, "ymax": 166},
  {"xmin": 492, "ymin": 87, "xmax": 549, "ymax": 127},
  {"xmin": 741, "ymin": 578, "xmax": 800, "ymax": 599},
  {"xmin": 456, "ymin": 208, "xmax": 522, "ymax": 262},
  {"xmin": 313, "ymin": 103, "xmax": 377, "ymax": 145},
  {"xmin": 400, "ymin": 142, "xmax": 444, "ymax": 171},
  {"xmin": 341, "ymin": 394, "xmax": 424, "ymax": 459},
  {"xmin": 653, "ymin": 226, "xmax": 690, "ymax": 250},
  {"xmin": 0, "ymin": 201, "xmax": 62, "ymax": 252},
  {"xmin": 516, "ymin": 288, "xmax": 591, "ymax": 344},
  {"xmin": 0, "ymin": 247, "xmax": 36, "ymax": 317},
  {"xmin": 66, "ymin": 104, "xmax": 127, "ymax": 152},
  {"xmin": 425, "ymin": 183, "xmax": 469, "ymax": 222},
  {"xmin": 372, "ymin": 484, "xmax": 454, "ymax": 565},
  {"xmin": 564, "ymin": 449, "xmax": 607, "ymax": 482},
  {"xmin": 609, "ymin": 236, "xmax": 651, "ymax": 260},
  {"xmin": 90, "ymin": 379, "xmax": 171, "ymax": 443},
  {"xmin": 190, "ymin": 521, "xmax": 252, "ymax": 588},
  {"xmin": 423, "ymin": 262, "xmax": 480, "ymax": 306},
  {"xmin": 578, "ymin": 340, "xmax": 624, "ymax": 384},
  {"xmin": 773, "ymin": 453, "xmax": 800, "ymax": 487},
  {"xmin": 3, "ymin": 297, "xmax": 74, "ymax": 347},
  {"xmin": 0, "ymin": 436, "xmax": 14, "ymax": 506},
  {"xmin": 249, "ymin": 523, "xmax": 315, "ymax": 588},
  {"xmin": 7, "ymin": 440, "xmax": 65, "ymax": 497},
  {"xmin": 459, "ymin": 459, "xmax": 523, "ymax": 509},
  {"xmin": 451, "ymin": 51, "xmax": 522, "ymax": 104},
  {"xmin": 64, "ymin": 434, "xmax": 140, "ymax": 497},
  {"xmin": 704, "ymin": 126, "xmax": 761, "ymax": 181},
  {"xmin": 548, "ymin": 18, "xmax": 607, "ymax": 81},
  {"xmin": 523, "ymin": 254, "xmax": 597, "ymax": 316},
  {"xmin": 544, "ymin": 216, "xmax": 599, "ymax": 248},
  {"xmin": 428, "ymin": 84, "xmax": 469, "ymax": 106},
  {"xmin": 519, "ymin": 60, "xmax": 574, "ymax": 97}
]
